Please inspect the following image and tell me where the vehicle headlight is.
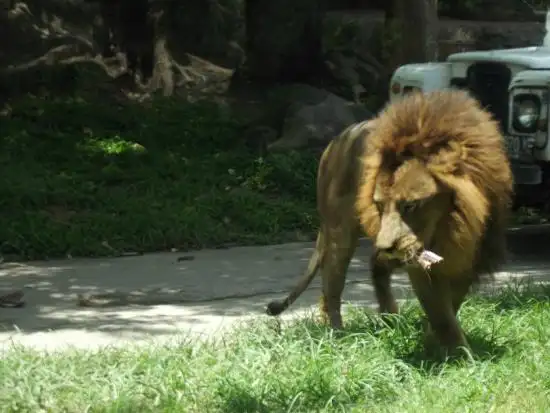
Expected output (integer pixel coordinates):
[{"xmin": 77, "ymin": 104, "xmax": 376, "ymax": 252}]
[
  {"xmin": 512, "ymin": 94, "xmax": 541, "ymax": 133},
  {"xmin": 516, "ymin": 101, "xmax": 538, "ymax": 127}
]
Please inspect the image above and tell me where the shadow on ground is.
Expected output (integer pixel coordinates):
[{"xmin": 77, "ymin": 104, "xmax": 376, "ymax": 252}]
[
  {"xmin": 0, "ymin": 240, "xmax": 394, "ymax": 336},
  {"xmin": 1, "ymin": 233, "xmax": 550, "ymax": 349}
]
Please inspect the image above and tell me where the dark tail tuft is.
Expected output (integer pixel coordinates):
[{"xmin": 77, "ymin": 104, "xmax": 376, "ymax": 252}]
[{"xmin": 266, "ymin": 299, "xmax": 288, "ymax": 316}]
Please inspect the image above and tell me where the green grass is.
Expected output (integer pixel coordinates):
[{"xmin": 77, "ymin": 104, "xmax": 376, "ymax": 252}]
[
  {"xmin": 0, "ymin": 95, "xmax": 318, "ymax": 260},
  {"xmin": 2, "ymin": 284, "xmax": 550, "ymax": 412}
]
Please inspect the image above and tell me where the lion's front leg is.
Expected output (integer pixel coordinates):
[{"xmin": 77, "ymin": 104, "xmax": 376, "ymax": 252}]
[
  {"xmin": 408, "ymin": 268, "xmax": 471, "ymax": 355},
  {"xmin": 422, "ymin": 273, "xmax": 474, "ymax": 345}
]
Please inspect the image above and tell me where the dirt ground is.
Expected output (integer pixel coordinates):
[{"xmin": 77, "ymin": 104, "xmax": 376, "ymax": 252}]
[{"xmin": 1, "ymin": 227, "xmax": 550, "ymax": 353}]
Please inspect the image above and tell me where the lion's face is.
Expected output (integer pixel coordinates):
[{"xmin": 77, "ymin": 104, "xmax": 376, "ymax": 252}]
[{"xmin": 373, "ymin": 158, "xmax": 453, "ymax": 266}]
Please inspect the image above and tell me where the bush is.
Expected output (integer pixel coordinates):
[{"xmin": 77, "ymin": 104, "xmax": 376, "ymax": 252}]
[{"xmin": 0, "ymin": 96, "xmax": 318, "ymax": 259}]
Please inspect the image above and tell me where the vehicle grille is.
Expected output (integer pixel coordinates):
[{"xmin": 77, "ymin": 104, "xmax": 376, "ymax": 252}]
[{"xmin": 465, "ymin": 62, "xmax": 511, "ymax": 133}]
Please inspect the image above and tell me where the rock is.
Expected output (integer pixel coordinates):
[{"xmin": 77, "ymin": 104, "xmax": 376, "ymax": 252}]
[
  {"xmin": 267, "ymin": 83, "xmax": 333, "ymax": 108},
  {"xmin": 268, "ymin": 85, "xmax": 372, "ymax": 151},
  {"xmin": 242, "ymin": 125, "xmax": 278, "ymax": 153}
]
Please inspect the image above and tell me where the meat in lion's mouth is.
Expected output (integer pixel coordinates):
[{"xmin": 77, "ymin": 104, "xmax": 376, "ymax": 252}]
[{"xmin": 417, "ymin": 250, "xmax": 444, "ymax": 269}]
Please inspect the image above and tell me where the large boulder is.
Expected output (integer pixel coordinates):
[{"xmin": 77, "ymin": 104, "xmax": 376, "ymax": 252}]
[{"xmin": 267, "ymin": 84, "xmax": 372, "ymax": 151}]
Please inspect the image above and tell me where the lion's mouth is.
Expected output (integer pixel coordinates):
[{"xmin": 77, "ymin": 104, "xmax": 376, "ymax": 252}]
[
  {"xmin": 397, "ymin": 241, "xmax": 436, "ymax": 268},
  {"xmin": 376, "ymin": 239, "xmax": 440, "ymax": 269},
  {"xmin": 401, "ymin": 249, "xmax": 424, "ymax": 268},
  {"xmin": 377, "ymin": 244, "xmax": 421, "ymax": 266},
  {"xmin": 403, "ymin": 249, "xmax": 419, "ymax": 265}
]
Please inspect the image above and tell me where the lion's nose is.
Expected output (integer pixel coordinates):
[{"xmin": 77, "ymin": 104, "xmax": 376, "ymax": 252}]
[{"xmin": 376, "ymin": 213, "xmax": 403, "ymax": 254}]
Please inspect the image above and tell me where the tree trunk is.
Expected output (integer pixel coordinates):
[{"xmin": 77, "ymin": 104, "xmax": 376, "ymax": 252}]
[
  {"xmin": 384, "ymin": 0, "xmax": 439, "ymax": 73},
  {"xmin": 95, "ymin": 0, "xmax": 154, "ymax": 80},
  {"xmin": 243, "ymin": 0, "xmax": 326, "ymax": 84},
  {"xmin": 403, "ymin": 0, "xmax": 438, "ymax": 63},
  {"xmin": 93, "ymin": 0, "xmax": 184, "ymax": 96}
]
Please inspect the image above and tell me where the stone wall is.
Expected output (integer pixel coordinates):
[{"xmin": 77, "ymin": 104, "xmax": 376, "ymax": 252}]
[
  {"xmin": 439, "ymin": 18, "xmax": 545, "ymax": 56},
  {"xmin": 327, "ymin": 0, "xmax": 542, "ymax": 22},
  {"xmin": 325, "ymin": 11, "xmax": 546, "ymax": 62}
]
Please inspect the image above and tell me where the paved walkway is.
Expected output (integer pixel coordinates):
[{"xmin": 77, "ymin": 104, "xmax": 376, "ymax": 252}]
[{"xmin": 1, "ymin": 227, "xmax": 550, "ymax": 352}]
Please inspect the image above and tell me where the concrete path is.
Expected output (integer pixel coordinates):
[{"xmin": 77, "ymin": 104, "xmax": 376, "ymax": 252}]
[{"xmin": 1, "ymin": 227, "xmax": 550, "ymax": 353}]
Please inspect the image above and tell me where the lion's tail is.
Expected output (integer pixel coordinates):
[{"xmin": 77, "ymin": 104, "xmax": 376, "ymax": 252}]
[{"xmin": 265, "ymin": 231, "xmax": 323, "ymax": 317}]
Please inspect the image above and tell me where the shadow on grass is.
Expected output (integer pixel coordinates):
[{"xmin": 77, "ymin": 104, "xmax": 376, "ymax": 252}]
[
  {"xmin": 396, "ymin": 329, "xmax": 513, "ymax": 373},
  {"xmin": 280, "ymin": 300, "xmax": 518, "ymax": 373},
  {"xmin": 358, "ymin": 313, "xmax": 510, "ymax": 370},
  {"xmin": 217, "ymin": 388, "xmax": 271, "ymax": 413}
]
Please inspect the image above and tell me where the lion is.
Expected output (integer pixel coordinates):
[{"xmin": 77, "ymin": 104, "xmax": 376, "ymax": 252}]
[{"xmin": 266, "ymin": 89, "xmax": 514, "ymax": 353}]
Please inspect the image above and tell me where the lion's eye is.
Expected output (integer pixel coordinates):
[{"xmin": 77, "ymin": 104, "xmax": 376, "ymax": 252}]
[{"xmin": 400, "ymin": 200, "xmax": 420, "ymax": 215}]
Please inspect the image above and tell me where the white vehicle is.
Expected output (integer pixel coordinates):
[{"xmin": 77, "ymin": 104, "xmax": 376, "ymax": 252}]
[{"xmin": 390, "ymin": 46, "xmax": 550, "ymax": 206}]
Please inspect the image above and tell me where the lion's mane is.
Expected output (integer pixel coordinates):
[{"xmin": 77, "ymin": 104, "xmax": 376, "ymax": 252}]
[{"xmin": 356, "ymin": 90, "xmax": 514, "ymax": 277}]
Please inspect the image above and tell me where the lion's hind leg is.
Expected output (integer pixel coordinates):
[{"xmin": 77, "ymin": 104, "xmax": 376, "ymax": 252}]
[{"xmin": 319, "ymin": 226, "xmax": 359, "ymax": 330}]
